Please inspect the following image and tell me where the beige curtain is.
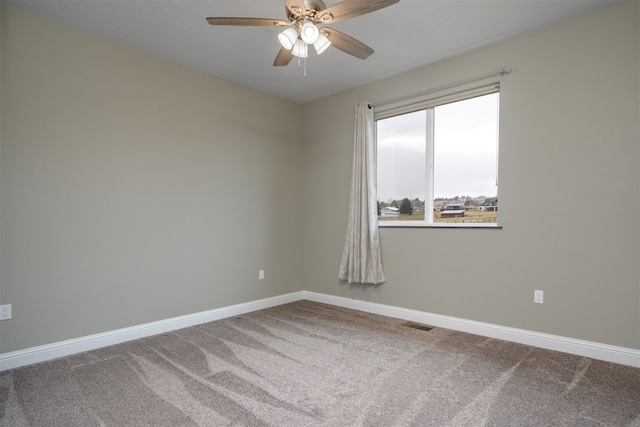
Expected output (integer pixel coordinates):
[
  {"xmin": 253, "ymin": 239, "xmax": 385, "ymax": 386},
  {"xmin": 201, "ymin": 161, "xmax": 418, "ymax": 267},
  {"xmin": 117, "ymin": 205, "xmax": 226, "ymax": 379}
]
[{"xmin": 338, "ymin": 102, "xmax": 386, "ymax": 285}]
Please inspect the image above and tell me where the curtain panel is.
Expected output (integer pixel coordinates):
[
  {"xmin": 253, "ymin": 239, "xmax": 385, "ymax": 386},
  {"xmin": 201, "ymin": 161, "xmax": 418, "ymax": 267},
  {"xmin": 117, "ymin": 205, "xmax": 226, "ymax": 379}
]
[{"xmin": 338, "ymin": 101, "xmax": 386, "ymax": 285}]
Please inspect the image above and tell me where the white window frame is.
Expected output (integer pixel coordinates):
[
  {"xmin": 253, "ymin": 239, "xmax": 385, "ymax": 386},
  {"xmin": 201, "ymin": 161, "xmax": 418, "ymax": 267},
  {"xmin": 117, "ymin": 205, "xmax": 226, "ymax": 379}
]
[{"xmin": 375, "ymin": 83, "xmax": 501, "ymax": 228}]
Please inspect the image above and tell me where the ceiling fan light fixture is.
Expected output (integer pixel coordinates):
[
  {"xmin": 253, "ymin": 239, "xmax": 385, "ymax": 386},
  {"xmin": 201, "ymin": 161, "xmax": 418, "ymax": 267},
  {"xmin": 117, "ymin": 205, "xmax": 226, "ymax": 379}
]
[
  {"xmin": 207, "ymin": 0, "xmax": 401, "ymax": 68},
  {"xmin": 292, "ymin": 39, "xmax": 308, "ymax": 58},
  {"xmin": 278, "ymin": 27, "xmax": 298, "ymax": 50},
  {"xmin": 313, "ymin": 33, "xmax": 331, "ymax": 54},
  {"xmin": 300, "ymin": 22, "xmax": 320, "ymax": 44}
]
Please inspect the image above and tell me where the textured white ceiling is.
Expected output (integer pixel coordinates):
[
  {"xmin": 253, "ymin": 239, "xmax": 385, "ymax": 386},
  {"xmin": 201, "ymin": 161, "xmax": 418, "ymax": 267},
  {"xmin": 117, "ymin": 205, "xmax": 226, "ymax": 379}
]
[{"xmin": 1, "ymin": 0, "xmax": 621, "ymax": 104}]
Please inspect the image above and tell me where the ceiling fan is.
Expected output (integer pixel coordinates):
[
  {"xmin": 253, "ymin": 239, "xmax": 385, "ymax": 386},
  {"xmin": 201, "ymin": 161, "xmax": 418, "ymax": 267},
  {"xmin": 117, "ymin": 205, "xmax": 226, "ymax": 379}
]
[{"xmin": 206, "ymin": 0, "xmax": 400, "ymax": 67}]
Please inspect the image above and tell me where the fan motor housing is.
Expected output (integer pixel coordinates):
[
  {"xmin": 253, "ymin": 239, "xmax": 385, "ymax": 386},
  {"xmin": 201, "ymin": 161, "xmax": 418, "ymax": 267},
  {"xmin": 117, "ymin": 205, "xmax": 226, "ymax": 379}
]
[{"xmin": 286, "ymin": 0, "xmax": 327, "ymax": 22}]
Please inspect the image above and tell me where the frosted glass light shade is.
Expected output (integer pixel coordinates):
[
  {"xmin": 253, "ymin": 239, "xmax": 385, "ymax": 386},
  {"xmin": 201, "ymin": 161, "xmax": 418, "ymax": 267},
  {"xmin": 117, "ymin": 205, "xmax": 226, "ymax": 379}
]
[
  {"xmin": 278, "ymin": 27, "xmax": 298, "ymax": 50},
  {"xmin": 313, "ymin": 33, "xmax": 331, "ymax": 54},
  {"xmin": 300, "ymin": 22, "xmax": 320, "ymax": 44},
  {"xmin": 292, "ymin": 39, "xmax": 308, "ymax": 58}
]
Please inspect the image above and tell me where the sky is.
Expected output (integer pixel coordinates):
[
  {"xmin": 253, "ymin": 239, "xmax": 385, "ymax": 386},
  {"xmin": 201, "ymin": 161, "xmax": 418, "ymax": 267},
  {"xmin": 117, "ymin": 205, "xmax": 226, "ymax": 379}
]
[{"xmin": 376, "ymin": 93, "xmax": 499, "ymax": 202}]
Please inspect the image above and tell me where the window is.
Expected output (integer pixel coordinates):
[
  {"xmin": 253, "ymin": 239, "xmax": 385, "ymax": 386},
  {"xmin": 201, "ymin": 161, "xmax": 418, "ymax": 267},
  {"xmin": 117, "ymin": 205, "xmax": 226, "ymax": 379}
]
[{"xmin": 376, "ymin": 85, "xmax": 500, "ymax": 227}]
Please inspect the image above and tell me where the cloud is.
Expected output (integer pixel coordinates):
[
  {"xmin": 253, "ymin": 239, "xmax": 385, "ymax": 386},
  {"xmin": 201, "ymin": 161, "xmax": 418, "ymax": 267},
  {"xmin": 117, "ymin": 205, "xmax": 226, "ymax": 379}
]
[{"xmin": 377, "ymin": 93, "xmax": 498, "ymax": 201}]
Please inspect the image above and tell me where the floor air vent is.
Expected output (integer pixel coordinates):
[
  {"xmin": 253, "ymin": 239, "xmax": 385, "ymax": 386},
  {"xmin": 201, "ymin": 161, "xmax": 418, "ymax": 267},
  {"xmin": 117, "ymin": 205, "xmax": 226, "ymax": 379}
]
[{"xmin": 401, "ymin": 321, "xmax": 434, "ymax": 331}]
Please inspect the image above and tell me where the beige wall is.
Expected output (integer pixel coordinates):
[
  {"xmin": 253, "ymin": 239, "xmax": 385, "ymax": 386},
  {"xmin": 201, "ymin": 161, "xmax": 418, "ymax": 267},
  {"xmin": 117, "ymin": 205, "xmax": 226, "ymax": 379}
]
[
  {"xmin": 0, "ymin": 7, "xmax": 304, "ymax": 353},
  {"xmin": 302, "ymin": 1, "xmax": 640, "ymax": 349},
  {"xmin": 1, "ymin": 2, "xmax": 638, "ymax": 355}
]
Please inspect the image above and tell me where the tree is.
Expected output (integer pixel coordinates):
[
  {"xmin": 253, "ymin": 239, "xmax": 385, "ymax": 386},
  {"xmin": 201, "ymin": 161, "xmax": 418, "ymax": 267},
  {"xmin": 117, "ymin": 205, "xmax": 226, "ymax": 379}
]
[{"xmin": 399, "ymin": 198, "xmax": 413, "ymax": 215}]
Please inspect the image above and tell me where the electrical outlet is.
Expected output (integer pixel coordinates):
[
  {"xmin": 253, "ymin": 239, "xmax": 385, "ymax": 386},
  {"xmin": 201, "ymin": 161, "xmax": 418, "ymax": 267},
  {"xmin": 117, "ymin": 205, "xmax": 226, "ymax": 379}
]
[
  {"xmin": 534, "ymin": 290, "xmax": 544, "ymax": 304},
  {"xmin": 259, "ymin": 270, "xmax": 265, "ymax": 280},
  {"xmin": 0, "ymin": 304, "xmax": 12, "ymax": 320}
]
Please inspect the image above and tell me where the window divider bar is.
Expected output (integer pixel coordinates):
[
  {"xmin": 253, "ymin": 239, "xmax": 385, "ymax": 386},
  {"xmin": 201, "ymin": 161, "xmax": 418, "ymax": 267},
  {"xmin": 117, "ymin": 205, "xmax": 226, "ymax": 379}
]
[{"xmin": 425, "ymin": 108, "xmax": 435, "ymax": 224}]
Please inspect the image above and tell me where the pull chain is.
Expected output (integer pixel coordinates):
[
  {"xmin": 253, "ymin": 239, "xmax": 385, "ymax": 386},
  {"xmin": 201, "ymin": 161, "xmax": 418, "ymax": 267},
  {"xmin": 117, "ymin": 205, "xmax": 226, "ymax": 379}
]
[{"xmin": 297, "ymin": 57, "xmax": 308, "ymax": 77}]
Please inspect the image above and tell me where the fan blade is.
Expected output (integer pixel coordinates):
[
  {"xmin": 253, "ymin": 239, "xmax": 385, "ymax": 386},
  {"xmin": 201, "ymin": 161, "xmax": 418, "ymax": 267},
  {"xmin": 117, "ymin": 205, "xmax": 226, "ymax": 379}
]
[
  {"xmin": 320, "ymin": 27, "xmax": 374, "ymax": 59},
  {"xmin": 274, "ymin": 47, "xmax": 294, "ymax": 66},
  {"xmin": 206, "ymin": 17, "xmax": 289, "ymax": 27},
  {"xmin": 284, "ymin": 0, "xmax": 307, "ymax": 17},
  {"xmin": 317, "ymin": 0, "xmax": 399, "ymax": 24}
]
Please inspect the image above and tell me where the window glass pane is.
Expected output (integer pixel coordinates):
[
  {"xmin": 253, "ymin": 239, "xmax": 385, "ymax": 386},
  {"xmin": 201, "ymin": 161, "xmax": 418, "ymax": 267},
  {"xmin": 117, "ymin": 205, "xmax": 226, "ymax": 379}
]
[
  {"xmin": 376, "ymin": 110, "xmax": 426, "ymax": 222},
  {"xmin": 433, "ymin": 93, "xmax": 499, "ymax": 223},
  {"xmin": 375, "ymin": 88, "xmax": 500, "ymax": 227}
]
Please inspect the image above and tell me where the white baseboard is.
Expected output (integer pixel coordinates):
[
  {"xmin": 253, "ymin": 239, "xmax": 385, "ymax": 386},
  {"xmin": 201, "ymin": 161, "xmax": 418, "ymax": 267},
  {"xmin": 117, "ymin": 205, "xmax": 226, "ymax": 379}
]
[
  {"xmin": 2, "ymin": 290, "xmax": 638, "ymax": 371},
  {"xmin": 302, "ymin": 291, "xmax": 640, "ymax": 368},
  {"xmin": 0, "ymin": 291, "xmax": 304, "ymax": 371}
]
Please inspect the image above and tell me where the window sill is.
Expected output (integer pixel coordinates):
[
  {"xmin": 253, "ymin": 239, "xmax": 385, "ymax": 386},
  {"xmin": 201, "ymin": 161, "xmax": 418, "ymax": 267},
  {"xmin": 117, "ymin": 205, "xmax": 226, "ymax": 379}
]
[{"xmin": 379, "ymin": 222, "xmax": 502, "ymax": 229}]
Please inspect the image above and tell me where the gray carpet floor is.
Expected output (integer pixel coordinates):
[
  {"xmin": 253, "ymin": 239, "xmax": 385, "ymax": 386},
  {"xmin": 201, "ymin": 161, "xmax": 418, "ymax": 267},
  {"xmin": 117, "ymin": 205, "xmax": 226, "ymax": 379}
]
[{"xmin": 1, "ymin": 300, "xmax": 639, "ymax": 426}]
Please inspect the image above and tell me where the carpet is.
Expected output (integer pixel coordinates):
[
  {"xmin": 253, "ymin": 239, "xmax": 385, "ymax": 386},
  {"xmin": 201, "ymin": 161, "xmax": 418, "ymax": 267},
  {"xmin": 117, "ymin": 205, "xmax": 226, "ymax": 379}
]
[{"xmin": 1, "ymin": 300, "xmax": 639, "ymax": 426}]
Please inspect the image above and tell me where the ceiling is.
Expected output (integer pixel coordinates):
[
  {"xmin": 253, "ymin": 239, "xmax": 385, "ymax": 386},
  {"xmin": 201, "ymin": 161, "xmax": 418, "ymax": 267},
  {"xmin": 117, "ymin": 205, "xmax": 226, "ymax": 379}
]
[{"xmin": 1, "ymin": 0, "xmax": 621, "ymax": 104}]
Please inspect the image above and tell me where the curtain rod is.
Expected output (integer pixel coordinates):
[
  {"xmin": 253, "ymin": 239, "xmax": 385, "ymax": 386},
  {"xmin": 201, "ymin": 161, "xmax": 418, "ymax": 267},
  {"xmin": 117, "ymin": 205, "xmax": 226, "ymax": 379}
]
[{"xmin": 368, "ymin": 66, "xmax": 512, "ymax": 109}]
